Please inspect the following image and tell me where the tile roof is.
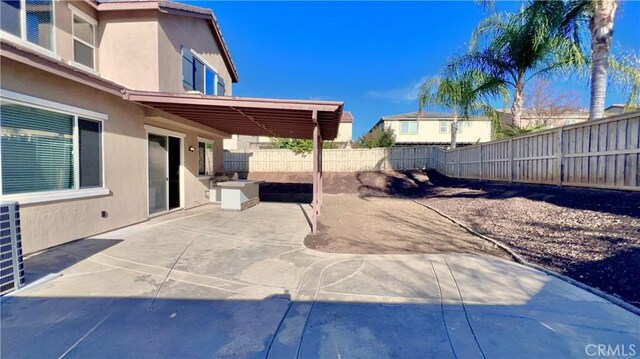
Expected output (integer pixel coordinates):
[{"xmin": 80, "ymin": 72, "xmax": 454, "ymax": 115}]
[{"xmin": 340, "ymin": 111, "xmax": 354, "ymax": 123}]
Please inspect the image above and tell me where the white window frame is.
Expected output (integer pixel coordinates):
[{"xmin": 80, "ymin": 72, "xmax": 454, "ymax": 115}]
[
  {"xmin": 197, "ymin": 136, "xmax": 215, "ymax": 178},
  {"xmin": 189, "ymin": 49, "xmax": 221, "ymax": 96},
  {"xmin": 0, "ymin": 89, "xmax": 108, "ymax": 204},
  {"xmin": 399, "ymin": 121, "xmax": 418, "ymax": 135},
  {"xmin": 439, "ymin": 121, "xmax": 448, "ymax": 134},
  {"xmin": 0, "ymin": 0, "xmax": 59, "ymax": 60},
  {"xmin": 69, "ymin": 4, "xmax": 97, "ymax": 72}
]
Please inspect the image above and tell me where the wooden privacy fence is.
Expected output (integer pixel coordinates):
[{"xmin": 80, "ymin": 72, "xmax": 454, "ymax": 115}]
[
  {"xmin": 224, "ymin": 146, "xmax": 434, "ymax": 172},
  {"xmin": 432, "ymin": 111, "xmax": 640, "ymax": 191}
]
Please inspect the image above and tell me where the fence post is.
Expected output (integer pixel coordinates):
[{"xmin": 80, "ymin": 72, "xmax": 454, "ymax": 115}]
[
  {"xmin": 508, "ymin": 138, "xmax": 514, "ymax": 182},
  {"xmin": 457, "ymin": 149, "xmax": 461, "ymax": 178},
  {"xmin": 556, "ymin": 127, "xmax": 563, "ymax": 186},
  {"xmin": 479, "ymin": 144, "xmax": 483, "ymax": 180}
]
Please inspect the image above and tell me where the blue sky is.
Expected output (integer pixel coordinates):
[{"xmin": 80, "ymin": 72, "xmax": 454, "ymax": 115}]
[{"xmin": 191, "ymin": 1, "xmax": 640, "ymax": 137}]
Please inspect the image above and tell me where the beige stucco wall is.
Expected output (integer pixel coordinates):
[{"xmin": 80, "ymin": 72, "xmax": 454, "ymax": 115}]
[
  {"xmin": 1, "ymin": 58, "xmax": 224, "ymax": 254},
  {"xmin": 97, "ymin": 10, "xmax": 160, "ymax": 90},
  {"xmin": 384, "ymin": 120, "xmax": 492, "ymax": 144},
  {"xmin": 157, "ymin": 12, "xmax": 232, "ymax": 95},
  {"xmin": 54, "ymin": 0, "xmax": 99, "ymax": 67},
  {"xmin": 335, "ymin": 122, "xmax": 353, "ymax": 142}
]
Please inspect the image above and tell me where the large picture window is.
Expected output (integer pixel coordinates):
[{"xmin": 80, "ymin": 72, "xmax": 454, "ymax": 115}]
[
  {"xmin": 198, "ymin": 138, "xmax": 214, "ymax": 176},
  {"xmin": 1, "ymin": 0, "xmax": 54, "ymax": 51},
  {"xmin": 0, "ymin": 98, "xmax": 104, "ymax": 197}
]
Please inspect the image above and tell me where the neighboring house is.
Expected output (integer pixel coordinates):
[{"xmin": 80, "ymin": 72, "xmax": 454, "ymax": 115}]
[
  {"xmin": 0, "ymin": 0, "xmax": 342, "ymax": 254},
  {"xmin": 369, "ymin": 112, "xmax": 492, "ymax": 146},
  {"xmin": 605, "ymin": 104, "xmax": 640, "ymax": 115},
  {"xmin": 497, "ymin": 109, "xmax": 589, "ymax": 129},
  {"xmin": 223, "ymin": 111, "xmax": 354, "ymax": 149}
]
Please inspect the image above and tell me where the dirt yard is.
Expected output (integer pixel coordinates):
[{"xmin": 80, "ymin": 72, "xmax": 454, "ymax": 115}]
[
  {"xmin": 251, "ymin": 170, "xmax": 640, "ymax": 307},
  {"xmin": 303, "ymin": 195, "xmax": 508, "ymax": 258}
]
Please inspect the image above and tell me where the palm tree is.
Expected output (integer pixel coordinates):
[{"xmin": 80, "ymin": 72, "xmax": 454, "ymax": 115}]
[
  {"xmin": 418, "ymin": 69, "xmax": 507, "ymax": 149},
  {"xmin": 532, "ymin": 0, "xmax": 618, "ymax": 120},
  {"xmin": 451, "ymin": 9, "xmax": 584, "ymax": 128}
]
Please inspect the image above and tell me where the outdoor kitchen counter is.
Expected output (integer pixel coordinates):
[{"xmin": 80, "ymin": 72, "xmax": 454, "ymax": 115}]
[{"xmin": 218, "ymin": 180, "xmax": 264, "ymax": 211}]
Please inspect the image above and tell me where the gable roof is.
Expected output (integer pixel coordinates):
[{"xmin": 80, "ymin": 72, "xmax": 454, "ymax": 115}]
[
  {"xmin": 341, "ymin": 111, "xmax": 354, "ymax": 123},
  {"xmin": 97, "ymin": 0, "xmax": 239, "ymax": 83}
]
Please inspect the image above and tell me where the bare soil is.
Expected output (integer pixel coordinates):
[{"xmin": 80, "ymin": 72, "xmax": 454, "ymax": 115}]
[
  {"xmin": 249, "ymin": 170, "xmax": 640, "ymax": 307},
  {"xmin": 303, "ymin": 195, "xmax": 508, "ymax": 258}
]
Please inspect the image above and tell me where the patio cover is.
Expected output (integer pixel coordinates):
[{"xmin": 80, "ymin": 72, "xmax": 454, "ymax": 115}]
[{"xmin": 124, "ymin": 90, "xmax": 343, "ymax": 233}]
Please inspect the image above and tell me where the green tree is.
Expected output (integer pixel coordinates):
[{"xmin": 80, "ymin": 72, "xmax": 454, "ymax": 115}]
[
  {"xmin": 270, "ymin": 138, "xmax": 338, "ymax": 154},
  {"xmin": 528, "ymin": 0, "xmax": 640, "ymax": 119},
  {"xmin": 451, "ymin": 8, "xmax": 585, "ymax": 128},
  {"xmin": 353, "ymin": 127, "xmax": 396, "ymax": 149},
  {"xmin": 418, "ymin": 69, "xmax": 507, "ymax": 149}
]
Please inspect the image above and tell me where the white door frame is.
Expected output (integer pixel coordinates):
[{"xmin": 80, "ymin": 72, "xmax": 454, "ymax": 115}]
[{"xmin": 144, "ymin": 125, "xmax": 185, "ymax": 217}]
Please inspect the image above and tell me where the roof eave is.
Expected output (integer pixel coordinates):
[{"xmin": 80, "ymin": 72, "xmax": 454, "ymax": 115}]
[{"xmin": 96, "ymin": 1, "xmax": 240, "ymax": 83}]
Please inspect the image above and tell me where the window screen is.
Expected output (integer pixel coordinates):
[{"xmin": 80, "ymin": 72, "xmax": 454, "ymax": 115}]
[
  {"xmin": 1, "ymin": 102, "xmax": 74, "ymax": 194},
  {"xmin": 73, "ymin": 14, "xmax": 95, "ymax": 68},
  {"xmin": 25, "ymin": 0, "xmax": 53, "ymax": 50},
  {"xmin": 78, "ymin": 119, "xmax": 101, "ymax": 188}
]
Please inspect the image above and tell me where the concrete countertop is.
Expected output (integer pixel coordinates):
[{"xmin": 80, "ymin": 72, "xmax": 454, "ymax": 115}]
[{"xmin": 216, "ymin": 180, "xmax": 265, "ymax": 188}]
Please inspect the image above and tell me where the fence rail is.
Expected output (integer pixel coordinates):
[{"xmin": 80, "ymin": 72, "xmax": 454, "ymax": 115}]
[
  {"xmin": 224, "ymin": 146, "xmax": 435, "ymax": 173},
  {"xmin": 432, "ymin": 111, "xmax": 640, "ymax": 191},
  {"xmin": 224, "ymin": 111, "xmax": 640, "ymax": 191}
]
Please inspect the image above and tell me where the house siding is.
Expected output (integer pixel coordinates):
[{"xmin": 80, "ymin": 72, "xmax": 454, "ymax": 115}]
[
  {"xmin": 97, "ymin": 10, "xmax": 160, "ymax": 91},
  {"xmin": 157, "ymin": 12, "xmax": 233, "ymax": 95},
  {"xmin": 383, "ymin": 119, "xmax": 492, "ymax": 144},
  {"xmin": 1, "ymin": 58, "xmax": 224, "ymax": 254}
]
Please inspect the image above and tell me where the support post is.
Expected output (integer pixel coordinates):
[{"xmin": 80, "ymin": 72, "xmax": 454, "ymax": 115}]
[
  {"xmin": 311, "ymin": 111, "xmax": 319, "ymax": 234},
  {"xmin": 319, "ymin": 133, "xmax": 323, "ymax": 209}
]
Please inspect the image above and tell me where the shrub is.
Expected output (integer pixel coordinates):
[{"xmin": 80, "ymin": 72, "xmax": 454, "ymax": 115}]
[
  {"xmin": 353, "ymin": 126, "xmax": 396, "ymax": 148},
  {"xmin": 270, "ymin": 138, "xmax": 338, "ymax": 154}
]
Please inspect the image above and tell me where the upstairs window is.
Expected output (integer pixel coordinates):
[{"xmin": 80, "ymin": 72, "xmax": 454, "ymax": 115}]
[
  {"xmin": 1, "ymin": 0, "xmax": 54, "ymax": 51},
  {"xmin": 217, "ymin": 76, "xmax": 226, "ymax": 96},
  {"xmin": 182, "ymin": 47, "xmax": 225, "ymax": 96},
  {"xmin": 399, "ymin": 121, "xmax": 418, "ymax": 135},
  {"xmin": 71, "ymin": 8, "xmax": 96, "ymax": 69},
  {"xmin": 439, "ymin": 121, "xmax": 464, "ymax": 134},
  {"xmin": 439, "ymin": 121, "xmax": 448, "ymax": 133}
]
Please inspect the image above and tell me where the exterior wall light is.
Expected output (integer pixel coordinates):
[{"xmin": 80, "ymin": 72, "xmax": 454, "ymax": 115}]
[{"xmin": 189, "ymin": 146, "xmax": 195, "ymax": 152}]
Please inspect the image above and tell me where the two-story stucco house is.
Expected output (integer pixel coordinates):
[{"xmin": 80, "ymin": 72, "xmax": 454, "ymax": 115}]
[
  {"xmin": 369, "ymin": 112, "xmax": 493, "ymax": 146},
  {"xmin": 223, "ymin": 111, "xmax": 354, "ymax": 149},
  {"xmin": 0, "ymin": 0, "xmax": 342, "ymax": 254}
]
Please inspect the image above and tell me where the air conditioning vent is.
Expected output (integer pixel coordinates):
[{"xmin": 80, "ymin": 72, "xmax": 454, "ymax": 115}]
[{"xmin": 0, "ymin": 201, "xmax": 25, "ymax": 295}]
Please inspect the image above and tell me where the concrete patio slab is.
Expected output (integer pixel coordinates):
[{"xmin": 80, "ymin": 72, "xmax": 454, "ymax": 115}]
[{"xmin": 1, "ymin": 202, "xmax": 638, "ymax": 358}]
